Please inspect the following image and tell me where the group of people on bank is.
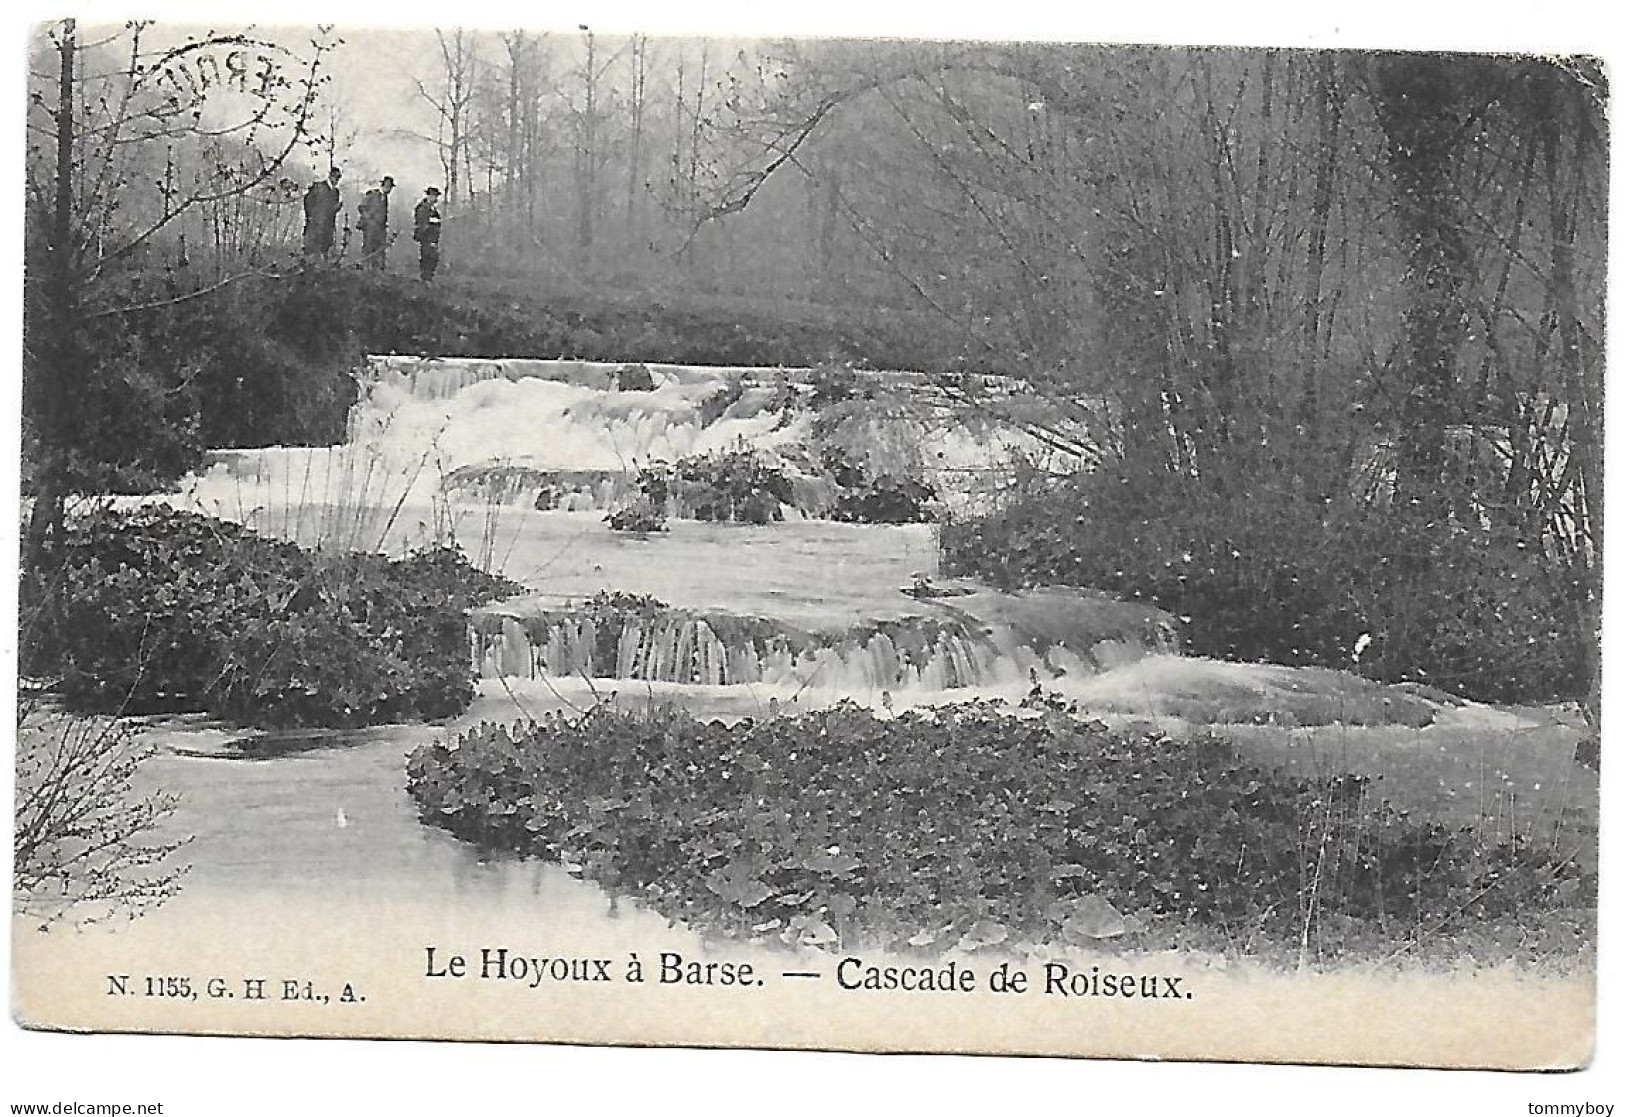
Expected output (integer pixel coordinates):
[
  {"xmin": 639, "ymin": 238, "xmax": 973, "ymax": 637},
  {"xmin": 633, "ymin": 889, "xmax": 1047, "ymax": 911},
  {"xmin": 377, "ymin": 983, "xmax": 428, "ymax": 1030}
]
[{"xmin": 301, "ymin": 167, "xmax": 443, "ymax": 280}]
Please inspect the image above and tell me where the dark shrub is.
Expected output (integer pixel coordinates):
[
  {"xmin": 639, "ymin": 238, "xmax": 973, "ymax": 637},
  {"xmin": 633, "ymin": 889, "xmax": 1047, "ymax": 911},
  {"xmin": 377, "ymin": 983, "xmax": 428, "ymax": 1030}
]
[
  {"xmin": 696, "ymin": 373, "xmax": 747, "ymax": 426},
  {"xmin": 50, "ymin": 314, "xmax": 208, "ymax": 494},
  {"xmin": 605, "ymin": 501, "xmax": 668, "ymax": 533},
  {"xmin": 20, "ymin": 507, "xmax": 520, "ymax": 728},
  {"xmin": 1336, "ymin": 512, "xmax": 1591, "ymax": 705},
  {"xmin": 940, "ymin": 464, "xmax": 1591, "ymax": 705},
  {"xmin": 822, "ymin": 450, "xmax": 938, "ymax": 524},
  {"xmin": 407, "ymin": 702, "xmax": 1588, "ymax": 956},
  {"xmin": 127, "ymin": 271, "xmax": 362, "ymax": 455},
  {"xmin": 24, "ymin": 271, "xmax": 364, "ymax": 502},
  {"xmin": 636, "ymin": 449, "xmax": 793, "ymax": 524},
  {"xmin": 340, "ymin": 275, "xmax": 987, "ymax": 374},
  {"xmin": 809, "ymin": 362, "xmax": 864, "ymax": 407}
]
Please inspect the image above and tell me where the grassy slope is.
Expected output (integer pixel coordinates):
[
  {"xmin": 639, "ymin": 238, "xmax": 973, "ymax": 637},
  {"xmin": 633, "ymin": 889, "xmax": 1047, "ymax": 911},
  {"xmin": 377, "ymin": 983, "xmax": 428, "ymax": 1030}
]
[{"xmin": 351, "ymin": 272, "xmax": 985, "ymax": 372}]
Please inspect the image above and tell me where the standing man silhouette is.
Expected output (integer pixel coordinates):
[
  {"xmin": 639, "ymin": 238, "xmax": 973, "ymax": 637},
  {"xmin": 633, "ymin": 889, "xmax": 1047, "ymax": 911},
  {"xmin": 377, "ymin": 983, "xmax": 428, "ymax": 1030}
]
[
  {"xmin": 302, "ymin": 167, "xmax": 342, "ymax": 258},
  {"xmin": 413, "ymin": 186, "xmax": 443, "ymax": 281},
  {"xmin": 357, "ymin": 176, "xmax": 395, "ymax": 270}
]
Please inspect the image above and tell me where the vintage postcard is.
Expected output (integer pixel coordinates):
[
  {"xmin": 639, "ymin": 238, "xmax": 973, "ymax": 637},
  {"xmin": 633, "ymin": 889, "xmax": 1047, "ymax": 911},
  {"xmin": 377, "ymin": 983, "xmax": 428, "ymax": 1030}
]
[{"xmin": 8, "ymin": 9, "xmax": 1604, "ymax": 1088}]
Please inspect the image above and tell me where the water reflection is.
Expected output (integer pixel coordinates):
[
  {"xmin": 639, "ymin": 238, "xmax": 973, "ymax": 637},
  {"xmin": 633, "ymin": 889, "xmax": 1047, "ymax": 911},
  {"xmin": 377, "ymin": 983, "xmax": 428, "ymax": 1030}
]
[{"xmin": 133, "ymin": 721, "xmax": 679, "ymax": 941}]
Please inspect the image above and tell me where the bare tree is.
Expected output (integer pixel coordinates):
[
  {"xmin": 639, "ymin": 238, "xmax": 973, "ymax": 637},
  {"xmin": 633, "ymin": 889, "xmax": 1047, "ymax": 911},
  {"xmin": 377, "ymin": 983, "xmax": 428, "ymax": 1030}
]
[
  {"xmin": 23, "ymin": 19, "xmax": 334, "ymax": 564},
  {"xmin": 14, "ymin": 710, "xmax": 190, "ymax": 928},
  {"xmin": 564, "ymin": 24, "xmax": 632, "ymax": 271},
  {"xmin": 624, "ymin": 33, "xmax": 649, "ymax": 245},
  {"xmin": 411, "ymin": 28, "xmax": 482, "ymax": 208}
]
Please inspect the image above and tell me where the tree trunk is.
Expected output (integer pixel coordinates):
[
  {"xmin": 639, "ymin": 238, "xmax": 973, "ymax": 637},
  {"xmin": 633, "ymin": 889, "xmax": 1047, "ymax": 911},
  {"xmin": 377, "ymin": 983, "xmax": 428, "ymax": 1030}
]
[
  {"xmin": 1298, "ymin": 56, "xmax": 1342, "ymax": 442},
  {"xmin": 626, "ymin": 35, "xmax": 646, "ymax": 244},
  {"xmin": 26, "ymin": 18, "xmax": 80, "ymax": 569},
  {"xmin": 1370, "ymin": 54, "xmax": 1476, "ymax": 508}
]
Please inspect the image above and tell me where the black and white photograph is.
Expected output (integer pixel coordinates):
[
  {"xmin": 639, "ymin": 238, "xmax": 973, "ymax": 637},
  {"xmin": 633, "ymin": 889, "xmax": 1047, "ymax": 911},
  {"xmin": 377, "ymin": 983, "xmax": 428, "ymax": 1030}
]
[{"xmin": 5, "ymin": 2, "xmax": 1612, "ymax": 1110}]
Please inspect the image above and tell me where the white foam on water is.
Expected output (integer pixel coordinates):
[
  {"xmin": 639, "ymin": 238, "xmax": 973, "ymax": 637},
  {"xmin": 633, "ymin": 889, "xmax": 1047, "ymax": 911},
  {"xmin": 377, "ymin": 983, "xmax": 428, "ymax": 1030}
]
[
  {"xmin": 163, "ymin": 358, "xmax": 823, "ymax": 541},
  {"xmin": 129, "ymin": 356, "xmax": 1162, "ymax": 693},
  {"xmin": 158, "ymin": 357, "xmax": 1077, "ymax": 538}
]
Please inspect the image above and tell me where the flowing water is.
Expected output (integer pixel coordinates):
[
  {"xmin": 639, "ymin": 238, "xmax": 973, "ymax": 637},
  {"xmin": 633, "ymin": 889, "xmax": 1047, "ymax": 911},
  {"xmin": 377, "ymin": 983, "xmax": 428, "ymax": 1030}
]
[
  {"xmin": 97, "ymin": 356, "xmax": 1161, "ymax": 925},
  {"xmin": 152, "ymin": 356, "xmax": 1160, "ymax": 693},
  {"xmin": 126, "ymin": 708, "xmax": 682, "ymax": 938}
]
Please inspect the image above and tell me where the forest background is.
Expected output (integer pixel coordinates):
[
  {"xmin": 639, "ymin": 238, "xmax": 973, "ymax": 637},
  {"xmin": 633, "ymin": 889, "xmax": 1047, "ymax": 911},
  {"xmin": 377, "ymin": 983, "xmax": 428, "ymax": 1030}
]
[{"xmin": 16, "ymin": 12, "xmax": 1607, "ymax": 711}]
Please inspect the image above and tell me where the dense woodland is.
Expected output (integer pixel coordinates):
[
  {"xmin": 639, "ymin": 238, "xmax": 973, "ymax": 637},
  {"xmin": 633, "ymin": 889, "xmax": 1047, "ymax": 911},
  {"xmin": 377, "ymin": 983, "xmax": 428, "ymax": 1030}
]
[{"xmin": 21, "ymin": 22, "xmax": 1606, "ymax": 710}]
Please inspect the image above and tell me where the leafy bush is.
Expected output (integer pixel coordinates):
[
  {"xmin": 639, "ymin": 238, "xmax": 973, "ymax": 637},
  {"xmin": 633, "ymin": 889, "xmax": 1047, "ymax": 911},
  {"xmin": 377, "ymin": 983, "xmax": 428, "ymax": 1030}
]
[
  {"xmin": 941, "ymin": 465, "xmax": 1591, "ymax": 705},
  {"xmin": 636, "ymin": 449, "xmax": 794, "ymax": 524},
  {"xmin": 20, "ymin": 507, "xmax": 521, "ymax": 728},
  {"xmin": 25, "ymin": 268, "xmax": 365, "ymax": 523},
  {"xmin": 943, "ymin": 469, "xmax": 1352, "ymax": 663},
  {"xmin": 24, "ymin": 268, "xmax": 363, "ymax": 505},
  {"xmin": 767, "ymin": 372, "xmax": 802, "ymax": 421},
  {"xmin": 696, "ymin": 373, "xmax": 748, "ymax": 426},
  {"xmin": 822, "ymin": 450, "xmax": 938, "ymax": 524},
  {"xmin": 605, "ymin": 501, "xmax": 668, "ymax": 534},
  {"xmin": 26, "ymin": 315, "xmax": 209, "ymax": 495},
  {"xmin": 407, "ymin": 702, "xmax": 1587, "ymax": 958},
  {"xmin": 1337, "ymin": 512, "xmax": 1592, "ymax": 705},
  {"xmin": 126, "ymin": 271, "xmax": 362, "ymax": 454},
  {"xmin": 621, "ymin": 445, "xmax": 935, "ymax": 526},
  {"xmin": 809, "ymin": 362, "xmax": 866, "ymax": 407}
]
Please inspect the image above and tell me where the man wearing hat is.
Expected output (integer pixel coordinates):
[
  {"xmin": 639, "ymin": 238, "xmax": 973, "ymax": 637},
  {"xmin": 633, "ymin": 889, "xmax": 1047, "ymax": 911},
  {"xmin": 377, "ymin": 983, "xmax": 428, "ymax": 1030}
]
[
  {"xmin": 302, "ymin": 166, "xmax": 343, "ymax": 258},
  {"xmin": 357, "ymin": 176, "xmax": 395, "ymax": 270},
  {"xmin": 413, "ymin": 186, "xmax": 444, "ymax": 281}
]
